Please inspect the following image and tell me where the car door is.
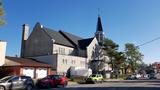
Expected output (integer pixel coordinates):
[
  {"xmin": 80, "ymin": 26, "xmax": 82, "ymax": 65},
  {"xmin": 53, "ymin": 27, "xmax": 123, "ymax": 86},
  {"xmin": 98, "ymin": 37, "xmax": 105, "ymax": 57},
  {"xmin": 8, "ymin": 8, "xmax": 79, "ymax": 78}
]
[
  {"xmin": 10, "ymin": 76, "xmax": 23, "ymax": 90},
  {"xmin": 51, "ymin": 75, "xmax": 59, "ymax": 86},
  {"xmin": 18, "ymin": 77, "xmax": 26, "ymax": 89}
]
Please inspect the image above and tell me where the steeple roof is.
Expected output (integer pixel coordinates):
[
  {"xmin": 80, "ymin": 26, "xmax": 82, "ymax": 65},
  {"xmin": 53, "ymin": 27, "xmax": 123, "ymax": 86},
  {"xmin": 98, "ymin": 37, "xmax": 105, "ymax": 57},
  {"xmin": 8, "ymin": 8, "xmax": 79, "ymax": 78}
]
[{"xmin": 96, "ymin": 16, "xmax": 103, "ymax": 31}]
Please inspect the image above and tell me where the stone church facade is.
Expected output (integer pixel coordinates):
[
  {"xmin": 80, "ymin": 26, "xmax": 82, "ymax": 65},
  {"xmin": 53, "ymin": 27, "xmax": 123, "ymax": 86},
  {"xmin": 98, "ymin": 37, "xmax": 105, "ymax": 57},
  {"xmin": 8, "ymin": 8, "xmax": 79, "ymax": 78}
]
[{"xmin": 20, "ymin": 16, "xmax": 111, "ymax": 75}]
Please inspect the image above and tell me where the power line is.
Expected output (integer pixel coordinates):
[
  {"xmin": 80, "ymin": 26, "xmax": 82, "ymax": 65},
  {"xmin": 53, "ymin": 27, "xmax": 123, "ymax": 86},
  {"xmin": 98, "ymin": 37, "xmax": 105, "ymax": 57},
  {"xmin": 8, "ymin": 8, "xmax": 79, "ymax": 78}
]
[{"xmin": 136, "ymin": 37, "xmax": 160, "ymax": 47}]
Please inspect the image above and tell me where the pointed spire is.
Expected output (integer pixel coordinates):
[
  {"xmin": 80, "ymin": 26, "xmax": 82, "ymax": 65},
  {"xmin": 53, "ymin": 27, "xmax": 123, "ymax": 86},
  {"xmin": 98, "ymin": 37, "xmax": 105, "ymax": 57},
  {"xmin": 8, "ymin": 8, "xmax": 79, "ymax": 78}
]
[
  {"xmin": 96, "ymin": 16, "xmax": 103, "ymax": 31},
  {"xmin": 95, "ymin": 15, "xmax": 105, "ymax": 45}
]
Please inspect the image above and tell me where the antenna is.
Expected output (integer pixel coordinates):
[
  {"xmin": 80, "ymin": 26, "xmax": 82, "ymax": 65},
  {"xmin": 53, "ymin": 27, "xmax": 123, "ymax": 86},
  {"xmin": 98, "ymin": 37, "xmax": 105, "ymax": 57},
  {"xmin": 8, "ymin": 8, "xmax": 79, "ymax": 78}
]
[{"xmin": 98, "ymin": 8, "xmax": 100, "ymax": 17}]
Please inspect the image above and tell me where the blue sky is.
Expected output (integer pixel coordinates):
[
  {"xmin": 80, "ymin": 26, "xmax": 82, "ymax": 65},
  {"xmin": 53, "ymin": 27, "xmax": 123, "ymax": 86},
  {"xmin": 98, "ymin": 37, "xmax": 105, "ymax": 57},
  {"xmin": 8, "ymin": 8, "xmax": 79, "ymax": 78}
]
[{"xmin": 0, "ymin": 0, "xmax": 160, "ymax": 64}]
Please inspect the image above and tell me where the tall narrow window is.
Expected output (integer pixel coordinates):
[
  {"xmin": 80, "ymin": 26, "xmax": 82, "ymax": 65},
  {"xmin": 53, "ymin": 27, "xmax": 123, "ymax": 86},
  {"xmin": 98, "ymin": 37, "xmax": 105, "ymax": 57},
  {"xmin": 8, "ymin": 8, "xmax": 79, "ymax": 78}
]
[
  {"xmin": 62, "ymin": 59, "xmax": 65, "ymax": 64},
  {"xmin": 69, "ymin": 50, "xmax": 72, "ymax": 55},
  {"xmin": 65, "ymin": 59, "xmax": 67, "ymax": 64}
]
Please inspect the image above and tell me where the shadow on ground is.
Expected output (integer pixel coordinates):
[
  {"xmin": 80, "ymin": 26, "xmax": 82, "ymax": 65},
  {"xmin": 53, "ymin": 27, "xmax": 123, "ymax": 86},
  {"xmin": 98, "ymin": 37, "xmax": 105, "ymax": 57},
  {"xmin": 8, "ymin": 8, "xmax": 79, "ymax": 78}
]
[
  {"xmin": 104, "ymin": 80, "xmax": 160, "ymax": 83},
  {"xmin": 45, "ymin": 87, "xmax": 160, "ymax": 90}
]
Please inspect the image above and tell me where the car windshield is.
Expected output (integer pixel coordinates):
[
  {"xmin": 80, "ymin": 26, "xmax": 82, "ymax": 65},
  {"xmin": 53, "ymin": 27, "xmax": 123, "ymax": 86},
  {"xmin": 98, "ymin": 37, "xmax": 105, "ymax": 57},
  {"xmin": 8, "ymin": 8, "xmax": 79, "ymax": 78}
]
[
  {"xmin": 44, "ymin": 75, "xmax": 63, "ymax": 79},
  {"xmin": 90, "ymin": 75, "xmax": 96, "ymax": 77},
  {"xmin": 52, "ymin": 75, "xmax": 63, "ymax": 79},
  {"xmin": 44, "ymin": 75, "xmax": 51, "ymax": 79},
  {"xmin": 0, "ymin": 76, "xmax": 13, "ymax": 82}
]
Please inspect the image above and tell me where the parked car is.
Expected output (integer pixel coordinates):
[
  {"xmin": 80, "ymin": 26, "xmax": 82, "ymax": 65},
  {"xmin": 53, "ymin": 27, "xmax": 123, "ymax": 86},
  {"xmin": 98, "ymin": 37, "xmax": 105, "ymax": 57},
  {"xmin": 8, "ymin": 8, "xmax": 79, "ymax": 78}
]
[
  {"xmin": 36, "ymin": 75, "xmax": 68, "ymax": 88},
  {"xmin": 149, "ymin": 73, "xmax": 157, "ymax": 79},
  {"xmin": 126, "ymin": 75, "xmax": 137, "ymax": 80},
  {"xmin": 138, "ymin": 74, "xmax": 149, "ymax": 80},
  {"xmin": 86, "ymin": 74, "xmax": 104, "ymax": 84},
  {"xmin": 0, "ymin": 75, "xmax": 34, "ymax": 90}
]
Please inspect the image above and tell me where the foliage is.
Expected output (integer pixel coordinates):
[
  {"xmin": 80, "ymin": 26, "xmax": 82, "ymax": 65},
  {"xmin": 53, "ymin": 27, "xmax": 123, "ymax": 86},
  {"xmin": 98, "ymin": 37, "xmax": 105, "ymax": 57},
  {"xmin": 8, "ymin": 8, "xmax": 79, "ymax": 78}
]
[
  {"xmin": 0, "ymin": 0, "xmax": 5, "ymax": 26},
  {"xmin": 103, "ymin": 38, "xmax": 119, "ymax": 59},
  {"xmin": 102, "ymin": 39, "xmax": 145, "ymax": 77},
  {"xmin": 124, "ymin": 43, "xmax": 144, "ymax": 73},
  {"xmin": 103, "ymin": 38, "xmax": 126, "ymax": 77}
]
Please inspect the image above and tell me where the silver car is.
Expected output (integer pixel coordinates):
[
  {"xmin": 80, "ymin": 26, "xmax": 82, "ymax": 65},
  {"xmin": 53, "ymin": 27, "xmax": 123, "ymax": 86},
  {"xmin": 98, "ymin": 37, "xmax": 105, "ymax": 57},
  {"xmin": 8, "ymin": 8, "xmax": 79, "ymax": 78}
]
[{"xmin": 0, "ymin": 76, "xmax": 34, "ymax": 90}]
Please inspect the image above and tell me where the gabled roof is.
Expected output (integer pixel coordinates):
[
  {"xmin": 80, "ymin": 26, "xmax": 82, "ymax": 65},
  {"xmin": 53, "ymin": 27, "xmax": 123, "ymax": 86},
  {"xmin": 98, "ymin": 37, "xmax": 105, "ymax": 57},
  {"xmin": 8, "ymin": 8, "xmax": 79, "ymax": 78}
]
[
  {"xmin": 43, "ymin": 27, "xmax": 74, "ymax": 47},
  {"xmin": 59, "ymin": 30, "xmax": 83, "ymax": 47},
  {"xmin": 5, "ymin": 56, "xmax": 51, "ymax": 67},
  {"xmin": 78, "ymin": 38, "xmax": 94, "ymax": 50},
  {"xmin": 33, "ymin": 22, "xmax": 95, "ymax": 49}
]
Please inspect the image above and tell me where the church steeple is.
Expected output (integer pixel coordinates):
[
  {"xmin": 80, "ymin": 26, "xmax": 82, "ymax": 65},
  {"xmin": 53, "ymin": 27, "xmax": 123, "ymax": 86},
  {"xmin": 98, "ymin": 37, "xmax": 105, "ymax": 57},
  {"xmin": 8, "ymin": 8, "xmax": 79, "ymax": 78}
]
[
  {"xmin": 95, "ymin": 16, "xmax": 105, "ymax": 45},
  {"xmin": 96, "ymin": 16, "xmax": 103, "ymax": 31}
]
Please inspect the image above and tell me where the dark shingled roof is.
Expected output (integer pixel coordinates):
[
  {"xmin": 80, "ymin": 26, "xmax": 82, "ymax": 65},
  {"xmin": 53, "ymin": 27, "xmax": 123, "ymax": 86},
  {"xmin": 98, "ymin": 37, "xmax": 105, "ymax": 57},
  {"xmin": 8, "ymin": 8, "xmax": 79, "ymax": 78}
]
[
  {"xmin": 35, "ymin": 23, "xmax": 94, "ymax": 49},
  {"xmin": 59, "ymin": 30, "xmax": 83, "ymax": 47},
  {"xmin": 78, "ymin": 38, "xmax": 94, "ymax": 50},
  {"xmin": 5, "ymin": 56, "xmax": 51, "ymax": 67},
  {"xmin": 43, "ymin": 27, "xmax": 74, "ymax": 47}
]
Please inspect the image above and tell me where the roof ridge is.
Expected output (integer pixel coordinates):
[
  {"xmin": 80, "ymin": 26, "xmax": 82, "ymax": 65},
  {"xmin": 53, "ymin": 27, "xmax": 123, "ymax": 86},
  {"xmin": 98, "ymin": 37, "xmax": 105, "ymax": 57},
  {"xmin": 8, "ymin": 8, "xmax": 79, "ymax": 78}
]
[
  {"xmin": 59, "ymin": 30, "xmax": 83, "ymax": 39},
  {"xmin": 42, "ymin": 27, "xmax": 74, "ymax": 47},
  {"xmin": 59, "ymin": 30, "xmax": 83, "ymax": 47},
  {"xmin": 59, "ymin": 30, "xmax": 78, "ymax": 47}
]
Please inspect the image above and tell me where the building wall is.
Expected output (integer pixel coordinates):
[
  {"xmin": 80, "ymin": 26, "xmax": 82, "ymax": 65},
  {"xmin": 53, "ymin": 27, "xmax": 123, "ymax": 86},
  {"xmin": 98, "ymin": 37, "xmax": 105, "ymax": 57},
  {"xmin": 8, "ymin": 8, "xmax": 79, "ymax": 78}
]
[
  {"xmin": 56, "ymin": 54, "xmax": 86, "ymax": 74},
  {"xmin": 53, "ymin": 44, "xmax": 76, "ymax": 56},
  {"xmin": 0, "ymin": 66, "xmax": 51, "ymax": 79},
  {"xmin": 5, "ymin": 58, "xmax": 20, "ymax": 66},
  {"xmin": 32, "ymin": 49, "xmax": 87, "ymax": 75},
  {"xmin": 32, "ymin": 55, "xmax": 57, "ymax": 69},
  {"xmin": 25, "ymin": 24, "xmax": 53, "ymax": 57},
  {"xmin": 152, "ymin": 62, "xmax": 160, "ymax": 73},
  {"xmin": 78, "ymin": 49, "xmax": 87, "ymax": 57},
  {"xmin": 86, "ymin": 37, "xmax": 98, "ymax": 62},
  {"xmin": 0, "ymin": 41, "xmax": 7, "ymax": 66}
]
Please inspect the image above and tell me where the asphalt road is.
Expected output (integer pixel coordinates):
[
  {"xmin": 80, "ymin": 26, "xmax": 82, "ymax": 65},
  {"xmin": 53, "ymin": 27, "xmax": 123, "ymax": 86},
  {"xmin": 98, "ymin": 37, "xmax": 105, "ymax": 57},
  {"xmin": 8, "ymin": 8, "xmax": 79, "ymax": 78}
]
[{"xmin": 34, "ymin": 80, "xmax": 160, "ymax": 90}]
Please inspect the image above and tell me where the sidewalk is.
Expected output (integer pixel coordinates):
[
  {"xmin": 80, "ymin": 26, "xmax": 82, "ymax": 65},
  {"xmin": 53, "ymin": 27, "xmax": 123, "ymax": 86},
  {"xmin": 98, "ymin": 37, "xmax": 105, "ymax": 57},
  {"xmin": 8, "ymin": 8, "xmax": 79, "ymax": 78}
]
[
  {"xmin": 68, "ymin": 81, "xmax": 79, "ymax": 85},
  {"xmin": 104, "ymin": 78, "xmax": 124, "ymax": 81}
]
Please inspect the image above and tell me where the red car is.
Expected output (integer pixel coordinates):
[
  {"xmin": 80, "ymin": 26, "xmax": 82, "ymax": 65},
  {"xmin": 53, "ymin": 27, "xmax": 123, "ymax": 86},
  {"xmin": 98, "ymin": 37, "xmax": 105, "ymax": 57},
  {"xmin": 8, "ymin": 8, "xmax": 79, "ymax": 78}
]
[{"xmin": 36, "ymin": 75, "xmax": 68, "ymax": 88}]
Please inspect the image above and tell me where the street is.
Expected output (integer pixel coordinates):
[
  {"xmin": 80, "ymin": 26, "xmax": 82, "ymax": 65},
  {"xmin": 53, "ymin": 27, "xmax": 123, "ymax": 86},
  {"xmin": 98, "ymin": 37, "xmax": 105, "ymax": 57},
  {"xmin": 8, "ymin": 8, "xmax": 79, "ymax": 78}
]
[{"xmin": 34, "ymin": 80, "xmax": 160, "ymax": 90}]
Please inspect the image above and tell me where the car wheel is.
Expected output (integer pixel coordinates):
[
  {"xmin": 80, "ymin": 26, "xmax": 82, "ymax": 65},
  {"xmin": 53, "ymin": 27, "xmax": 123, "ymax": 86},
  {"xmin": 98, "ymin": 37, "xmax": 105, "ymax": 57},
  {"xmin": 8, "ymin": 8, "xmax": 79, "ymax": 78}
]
[
  {"xmin": 0, "ymin": 86, "xmax": 5, "ymax": 90},
  {"xmin": 26, "ymin": 84, "xmax": 33, "ymax": 90},
  {"xmin": 100, "ymin": 79, "xmax": 103, "ymax": 83},
  {"xmin": 47, "ymin": 83, "xmax": 52, "ymax": 88},
  {"xmin": 63, "ymin": 81, "xmax": 68, "ymax": 87},
  {"xmin": 93, "ymin": 80, "xmax": 97, "ymax": 84}
]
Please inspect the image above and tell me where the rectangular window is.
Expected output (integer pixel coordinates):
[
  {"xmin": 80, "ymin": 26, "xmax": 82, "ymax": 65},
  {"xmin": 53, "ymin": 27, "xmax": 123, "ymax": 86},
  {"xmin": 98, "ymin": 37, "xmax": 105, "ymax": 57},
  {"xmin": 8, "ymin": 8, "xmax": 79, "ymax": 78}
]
[
  {"xmin": 71, "ymin": 60, "xmax": 76, "ymax": 64},
  {"xmin": 74, "ymin": 60, "xmax": 76, "ymax": 64},
  {"xmin": 59, "ymin": 48, "xmax": 65, "ymax": 55},
  {"xmin": 69, "ymin": 50, "xmax": 72, "ymax": 55},
  {"xmin": 65, "ymin": 59, "xmax": 67, "ymax": 64},
  {"xmin": 71, "ymin": 60, "xmax": 74, "ymax": 64},
  {"xmin": 80, "ymin": 61, "xmax": 85, "ymax": 65},
  {"xmin": 59, "ymin": 48, "xmax": 61, "ymax": 54},
  {"xmin": 62, "ymin": 59, "xmax": 65, "ymax": 64}
]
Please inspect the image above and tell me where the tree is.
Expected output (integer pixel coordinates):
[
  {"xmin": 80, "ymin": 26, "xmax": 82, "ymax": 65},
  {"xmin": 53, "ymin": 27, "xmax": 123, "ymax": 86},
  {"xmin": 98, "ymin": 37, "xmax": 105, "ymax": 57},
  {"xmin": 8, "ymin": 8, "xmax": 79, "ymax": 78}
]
[
  {"xmin": 0, "ymin": 0, "xmax": 5, "ymax": 26},
  {"xmin": 124, "ymin": 43, "xmax": 143, "ymax": 74},
  {"xmin": 112, "ymin": 51, "xmax": 126, "ymax": 78},
  {"xmin": 90, "ymin": 44, "xmax": 106, "ymax": 74},
  {"xmin": 103, "ymin": 38, "xmax": 119, "ymax": 70}
]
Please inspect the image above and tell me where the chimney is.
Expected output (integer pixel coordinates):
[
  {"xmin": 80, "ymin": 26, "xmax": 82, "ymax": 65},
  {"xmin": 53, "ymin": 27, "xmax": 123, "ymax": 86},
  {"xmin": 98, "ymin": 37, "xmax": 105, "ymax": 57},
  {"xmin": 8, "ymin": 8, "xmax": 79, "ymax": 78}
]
[
  {"xmin": 20, "ymin": 24, "xmax": 29, "ymax": 58},
  {"xmin": 0, "ymin": 41, "xmax": 7, "ymax": 66}
]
